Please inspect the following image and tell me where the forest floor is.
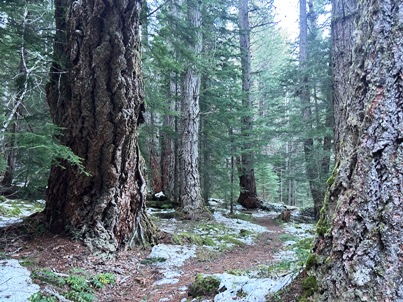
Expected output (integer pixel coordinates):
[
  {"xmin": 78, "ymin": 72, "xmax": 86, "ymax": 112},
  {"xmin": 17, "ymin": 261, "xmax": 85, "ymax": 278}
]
[{"xmin": 0, "ymin": 198, "xmax": 314, "ymax": 302}]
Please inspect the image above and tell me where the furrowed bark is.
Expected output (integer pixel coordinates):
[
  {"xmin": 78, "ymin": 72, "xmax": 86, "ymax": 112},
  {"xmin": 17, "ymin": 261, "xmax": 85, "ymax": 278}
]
[{"xmin": 45, "ymin": 0, "xmax": 156, "ymax": 252}]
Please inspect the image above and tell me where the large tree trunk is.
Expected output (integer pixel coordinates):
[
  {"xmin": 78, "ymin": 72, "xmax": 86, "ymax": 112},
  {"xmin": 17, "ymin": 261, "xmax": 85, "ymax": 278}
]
[
  {"xmin": 237, "ymin": 0, "xmax": 259, "ymax": 209},
  {"xmin": 45, "ymin": 0, "xmax": 156, "ymax": 252},
  {"xmin": 179, "ymin": 0, "xmax": 206, "ymax": 218},
  {"xmin": 312, "ymin": 0, "xmax": 403, "ymax": 300}
]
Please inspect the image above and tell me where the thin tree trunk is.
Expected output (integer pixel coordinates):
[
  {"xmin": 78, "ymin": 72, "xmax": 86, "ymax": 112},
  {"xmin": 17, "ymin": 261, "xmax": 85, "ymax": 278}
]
[
  {"xmin": 141, "ymin": 2, "xmax": 161, "ymax": 195},
  {"xmin": 299, "ymin": 0, "xmax": 323, "ymax": 219},
  {"xmin": 174, "ymin": 77, "xmax": 181, "ymax": 204},
  {"xmin": 160, "ymin": 74, "xmax": 176, "ymax": 200},
  {"xmin": 2, "ymin": 10, "xmax": 29, "ymax": 187},
  {"xmin": 312, "ymin": 0, "xmax": 403, "ymax": 300},
  {"xmin": 237, "ymin": 0, "xmax": 259, "ymax": 209},
  {"xmin": 148, "ymin": 112, "xmax": 162, "ymax": 193},
  {"xmin": 45, "ymin": 0, "xmax": 156, "ymax": 252}
]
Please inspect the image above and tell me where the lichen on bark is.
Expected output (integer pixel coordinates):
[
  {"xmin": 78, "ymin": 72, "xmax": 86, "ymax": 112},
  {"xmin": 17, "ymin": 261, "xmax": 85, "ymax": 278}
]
[{"xmin": 311, "ymin": 0, "xmax": 403, "ymax": 301}]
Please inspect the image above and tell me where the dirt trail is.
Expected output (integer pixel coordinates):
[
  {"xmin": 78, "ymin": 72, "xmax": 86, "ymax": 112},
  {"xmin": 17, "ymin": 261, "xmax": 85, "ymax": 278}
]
[{"xmin": 1, "ymin": 211, "xmax": 307, "ymax": 302}]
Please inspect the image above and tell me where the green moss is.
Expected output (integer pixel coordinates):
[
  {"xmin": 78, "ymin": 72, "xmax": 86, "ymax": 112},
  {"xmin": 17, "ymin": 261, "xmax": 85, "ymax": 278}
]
[
  {"xmin": 222, "ymin": 234, "xmax": 245, "ymax": 246},
  {"xmin": 316, "ymin": 189, "xmax": 331, "ymax": 236},
  {"xmin": 326, "ymin": 174, "xmax": 335, "ymax": 186},
  {"xmin": 196, "ymin": 249, "xmax": 219, "ymax": 262},
  {"xmin": 305, "ymin": 253, "xmax": 318, "ymax": 270},
  {"xmin": 188, "ymin": 274, "xmax": 220, "ymax": 298},
  {"xmin": 318, "ymin": 160, "xmax": 340, "ymax": 236},
  {"xmin": 300, "ymin": 276, "xmax": 318, "ymax": 300},
  {"xmin": 0, "ymin": 204, "xmax": 22, "ymax": 216},
  {"xmin": 227, "ymin": 269, "xmax": 246, "ymax": 276},
  {"xmin": 172, "ymin": 232, "xmax": 216, "ymax": 246},
  {"xmin": 228, "ymin": 212, "xmax": 256, "ymax": 222},
  {"xmin": 279, "ymin": 233, "xmax": 298, "ymax": 242},
  {"xmin": 295, "ymin": 237, "xmax": 314, "ymax": 250},
  {"xmin": 239, "ymin": 229, "xmax": 253, "ymax": 237}
]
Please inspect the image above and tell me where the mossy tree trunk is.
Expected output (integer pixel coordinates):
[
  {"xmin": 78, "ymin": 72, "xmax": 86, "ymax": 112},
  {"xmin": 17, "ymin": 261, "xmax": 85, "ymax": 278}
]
[
  {"xmin": 45, "ymin": 0, "xmax": 156, "ymax": 252},
  {"xmin": 312, "ymin": 0, "xmax": 403, "ymax": 300}
]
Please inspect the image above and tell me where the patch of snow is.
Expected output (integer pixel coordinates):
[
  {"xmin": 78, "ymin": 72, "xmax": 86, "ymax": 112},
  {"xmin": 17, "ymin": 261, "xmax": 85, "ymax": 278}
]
[
  {"xmin": 213, "ymin": 212, "xmax": 268, "ymax": 234},
  {"xmin": 147, "ymin": 208, "xmax": 175, "ymax": 214},
  {"xmin": 284, "ymin": 223, "xmax": 315, "ymax": 239},
  {"xmin": 155, "ymin": 192, "xmax": 165, "ymax": 198},
  {"xmin": 156, "ymin": 218, "xmax": 178, "ymax": 234},
  {"xmin": 273, "ymin": 250, "xmax": 298, "ymax": 261},
  {"xmin": 149, "ymin": 244, "xmax": 196, "ymax": 268},
  {"xmin": 211, "ymin": 272, "xmax": 294, "ymax": 302},
  {"xmin": 0, "ymin": 199, "xmax": 44, "ymax": 226},
  {"xmin": 0, "ymin": 217, "xmax": 22, "ymax": 228},
  {"xmin": 251, "ymin": 210, "xmax": 278, "ymax": 218},
  {"xmin": 0, "ymin": 259, "xmax": 39, "ymax": 301},
  {"xmin": 148, "ymin": 244, "xmax": 197, "ymax": 285}
]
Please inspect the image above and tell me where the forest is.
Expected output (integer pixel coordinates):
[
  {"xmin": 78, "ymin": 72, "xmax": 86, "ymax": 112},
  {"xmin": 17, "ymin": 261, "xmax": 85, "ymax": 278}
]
[{"xmin": 0, "ymin": 0, "xmax": 402, "ymax": 301}]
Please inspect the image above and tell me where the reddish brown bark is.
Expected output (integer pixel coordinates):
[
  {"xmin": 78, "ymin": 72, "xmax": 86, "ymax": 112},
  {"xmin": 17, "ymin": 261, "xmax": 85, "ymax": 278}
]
[{"xmin": 45, "ymin": 0, "xmax": 156, "ymax": 252}]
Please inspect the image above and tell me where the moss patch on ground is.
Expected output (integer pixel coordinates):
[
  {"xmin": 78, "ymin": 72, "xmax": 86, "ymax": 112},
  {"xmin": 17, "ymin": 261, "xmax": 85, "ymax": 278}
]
[{"xmin": 188, "ymin": 274, "xmax": 221, "ymax": 298}]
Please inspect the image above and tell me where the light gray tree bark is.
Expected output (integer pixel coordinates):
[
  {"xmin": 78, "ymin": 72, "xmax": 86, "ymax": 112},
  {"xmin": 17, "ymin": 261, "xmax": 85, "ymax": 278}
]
[
  {"xmin": 160, "ymin": 73, "xmax": 177, "ymax": 200},
  {"xmin": 312, "ymin": 0, "xmax": 403, "ymax": 300},
  {"xmin": 180, "ymin": 0, "xmax": 206, "ymax": 218}
]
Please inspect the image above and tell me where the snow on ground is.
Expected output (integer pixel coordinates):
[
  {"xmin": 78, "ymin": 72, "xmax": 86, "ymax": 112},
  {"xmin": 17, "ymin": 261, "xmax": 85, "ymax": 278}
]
[
  {"xmin": 0, "ymin": 217, "xmax": 22, "ymax": 228},
  {"xmin": 0, "ymin": 199, "xmax": 44, "ymax": 227},
  {"xmin": 148, "ymin": 244, "xmax": 197, "ymax": 285},
  {"xmin": 146, "ymin": 204, "xmax": 316, "ymax": 301},
  {"xmin": 0, "ymin": 259, "xmax": 40, "ymax": 301},
  {"xmin": 284, "ymin": 223, "xmax": 315, "ymax": 239},
  {"xmin": 212, "ymin": 272, "xmax": 296, "ymax": 302},
  {"xmin": 213, "ymin": 212, "xmax": 268, "ymax": 234}
]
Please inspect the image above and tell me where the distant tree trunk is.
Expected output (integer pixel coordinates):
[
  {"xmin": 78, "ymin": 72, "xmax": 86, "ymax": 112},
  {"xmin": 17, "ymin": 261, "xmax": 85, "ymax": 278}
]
[
  {"xmin": 160, "ymin": 73, "xmax": 178, "ymax": 200},
  {"xmin": 2, "ymin": 13, "xmax": 29, "ymax": 188},
  {"xmin": 141, "ymin": 1, "xmax": 161, "ymax": 195},
  {"xmin": 174, "ymin": 79, "xmax": 181, "ymax": 204},
  {"xmin": 237, "ymin": 0, "xmax": 259, "ymax": 209},
  {"xmin": 299, "ymin": 0, "xmax": 323, "ymax": 219},
  {"xmin": 312, "ymin": 0, "xmax": 403, "ymax": 300},
  {"xmin": 201, "ymin": 122, "xmax": 210, "ymax": 205},
  {"xmin": 180, "ymin": 0, "xmax": 206, "ymax": 218},
  {"xmin": 148, "ymin": 111, "xmax": 162, "ymax": 193},
  {"xmin": 45, "ymin": 0, "xmax": 156, "ymax": 252},
  {"xmin": 2, "ymin": 122, "xmax": 17, "ymax": 187},
  {"xmin": 200, "ymin": 77, "xmax": 210, "ymax": 205}
]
